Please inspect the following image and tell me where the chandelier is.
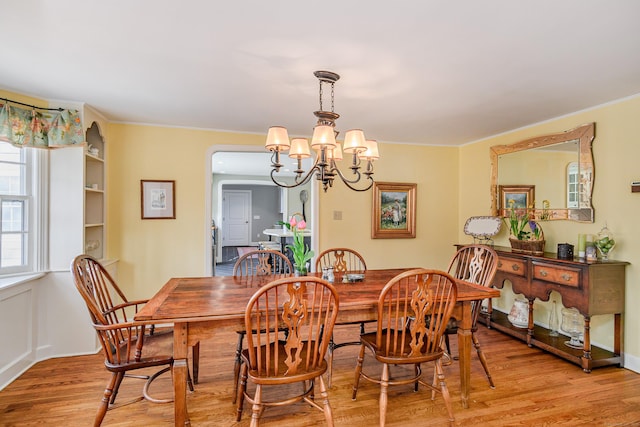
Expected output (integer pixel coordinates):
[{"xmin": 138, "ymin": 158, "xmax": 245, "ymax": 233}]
[{"xmin": 265, "ymin": 70, "xmax": 379, "ymax": 192}]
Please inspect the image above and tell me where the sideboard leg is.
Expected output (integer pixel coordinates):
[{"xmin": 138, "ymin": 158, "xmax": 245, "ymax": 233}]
[
  {"xmin": 526, "ymin": 298, "xmax": 534, "ymax": 347},
  {"xmin": 582, "ymin": 316, "xmax": 592, "ymax": 373}
]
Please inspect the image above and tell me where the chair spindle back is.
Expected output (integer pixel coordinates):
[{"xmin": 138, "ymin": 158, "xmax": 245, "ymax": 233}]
[
  {"xmin": 244, "ymin": 276, "xmax": 339, "ymax": 377},
  {"xmin": 315, "ymin": 247, "xmax": 366, "ymax": 273},
  {"xmin": 376, "ymin": 269, "xmax": 457, "ymax": 358}
]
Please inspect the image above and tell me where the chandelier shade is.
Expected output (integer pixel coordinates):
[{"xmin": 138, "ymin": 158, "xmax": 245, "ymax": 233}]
[
  {"xmin": 310, "ymin": 125, "xmax": 337, "ymax": 149},
  {"xmin": 289, "ymin": 138, "xmax": 311, "ymax": 159},
  {"xmin": 265, "ymin": 126, "xmax": 290, "ymax": 151},
  {"xmin": 359, "ymin": 139, "xmax": 380, "ymax": 160},
  {"xmin": 265, "ymin": 70, "xmax": 379, "ymax": 192},
  {"xmin": 327, "ymin": 141, "xmax": 343, "ymax": 161},
  {"xmin": 342, "ymin": 129, "xmax": 367, "ymax": 153}
]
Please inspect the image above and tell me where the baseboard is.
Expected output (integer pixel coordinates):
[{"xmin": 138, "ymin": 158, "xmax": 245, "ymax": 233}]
[
  {"xmin": 1, "ymin": 346, "xmax": 100, "ymax": 392},
  {"xmin": 0, "ymin": 354, "xmax": 34, "ymax": 391}
]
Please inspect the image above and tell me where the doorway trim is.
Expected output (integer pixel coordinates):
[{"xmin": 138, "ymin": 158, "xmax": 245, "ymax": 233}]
[{"xmin": 204, "ymin": 145, "xmax": 318, "ymax": 275}]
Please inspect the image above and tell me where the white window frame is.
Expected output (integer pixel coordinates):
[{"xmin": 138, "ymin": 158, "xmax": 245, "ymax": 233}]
[
  {"xmin": 566, "ymin": 161, "xmax": 579, "ymax": 209},
  {"xmin": 0, "ymin": 143, "xmax": 47, "ymax": 276}
]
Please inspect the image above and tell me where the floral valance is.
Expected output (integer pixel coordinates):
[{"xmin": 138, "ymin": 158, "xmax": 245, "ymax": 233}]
[{"xmin": 0, "ymin": 100, "xmax": 84, "ymax": 149}]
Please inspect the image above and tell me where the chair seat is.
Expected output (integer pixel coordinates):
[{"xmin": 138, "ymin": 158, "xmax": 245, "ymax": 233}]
[
  {"xmin": 241, "ymin": 340, "xmax": 327, "ymax": 385},
  {"xmin": 361, "ymin": 330, "xmax": 444, "ymax": 365},
  {"xmin": 105, "ymin": 331, "xmax": 174, "ymax": 372}
]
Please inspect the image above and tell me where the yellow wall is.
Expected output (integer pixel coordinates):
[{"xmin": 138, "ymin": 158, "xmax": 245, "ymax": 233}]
[
  {"xmin": 107, "ymin": 124, "xmax": 264, "ymax": 297},
  {"xmin": 0, "ymin": 90, "xmax": 48, "ymax": 108},
  {"xmin": 459, "ymin": 95, "xmax": 640, "ymax": 359},
  {"xmin": 107, "ymin": 125, "xmax": 460, "ymax": 298},
  {"xmin": 318, "ymin": 143, "xmax": 458, "ymax": 270}
]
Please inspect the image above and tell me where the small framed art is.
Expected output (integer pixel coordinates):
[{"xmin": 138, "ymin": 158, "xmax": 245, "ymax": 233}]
[{"xmin": 141, "ymin": 180, "xmax": 176, "ymax": 219}]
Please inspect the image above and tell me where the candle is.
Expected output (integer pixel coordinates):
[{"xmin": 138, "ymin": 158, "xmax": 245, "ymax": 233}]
[{"xmin": 578, "ymin": 234, "xmax": 586, "ymax": 258}]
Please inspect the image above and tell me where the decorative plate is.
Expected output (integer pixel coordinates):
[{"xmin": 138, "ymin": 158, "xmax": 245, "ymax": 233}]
[{"xmin": 463, "ymin": 216, "xmax": 502, "ymax": 239}]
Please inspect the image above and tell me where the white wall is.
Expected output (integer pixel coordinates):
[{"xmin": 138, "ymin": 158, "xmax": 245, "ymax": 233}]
[
  {"xmin": 0, "ymin": 273, "xmax": 92, "ymax": 390},
  {"xmin": 0, "ymin": 265, "xmax": 117, "ymax": 391}
]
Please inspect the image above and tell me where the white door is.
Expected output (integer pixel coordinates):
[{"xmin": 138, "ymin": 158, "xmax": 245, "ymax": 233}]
[{"xmin": 222, "ymin": 190, "xmax": 251, "ymax": 247}]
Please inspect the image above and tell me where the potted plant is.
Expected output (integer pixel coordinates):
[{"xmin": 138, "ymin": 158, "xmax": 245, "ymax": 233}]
[
  {"xmin": 505, "ymin": 200, "xmax": 545, "ymax": 255},
  {"xmin": 278, "ymin": 214, "xmax": 313, "ymax": 274}
]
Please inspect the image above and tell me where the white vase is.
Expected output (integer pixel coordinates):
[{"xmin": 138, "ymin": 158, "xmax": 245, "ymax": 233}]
[{"xmin": 507, "ymin": 298, "xmax": 529, "ymax": 328}]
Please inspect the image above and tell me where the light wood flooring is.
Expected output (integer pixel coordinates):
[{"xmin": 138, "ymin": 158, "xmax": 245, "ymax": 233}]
[{"xmin": 2, "ymin": 326, "xmax": 640, "ymax": 426}]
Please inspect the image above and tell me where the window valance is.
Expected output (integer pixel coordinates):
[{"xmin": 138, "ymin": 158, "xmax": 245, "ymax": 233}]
[{"xmin": 0, "ymin": 99, "xmax": 84, "ymax": 149}]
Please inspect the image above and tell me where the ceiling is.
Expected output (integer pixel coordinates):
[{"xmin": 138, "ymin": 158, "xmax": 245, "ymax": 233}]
[{"xmin": 2, "ymin": 1, "xmax": 640, "ymax": 147}]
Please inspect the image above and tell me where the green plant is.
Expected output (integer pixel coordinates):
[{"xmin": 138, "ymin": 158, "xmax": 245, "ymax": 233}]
[
  {"xmin": 505, "ymin": 200, "xmax": 543, "ymax": 241},
  {"xmin": 505, "ymin": 199, "xmax": 531, "ymax": 240},
  {"xmin": 278, "ymin": 215, "xmax": 313, "ymax": 273}
]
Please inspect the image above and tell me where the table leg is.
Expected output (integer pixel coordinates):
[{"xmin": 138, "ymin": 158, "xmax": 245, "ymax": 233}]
[
  {"xmin": 457, "ymin": 301, "xmax": 472, "ymax": 409},
  {"xmin": 174, "ymin": 322, "xmax": 190, "ymax": 426}
]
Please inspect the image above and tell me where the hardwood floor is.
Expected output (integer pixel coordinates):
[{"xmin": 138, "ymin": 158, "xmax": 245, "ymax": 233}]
[{"xmin": 2, "ymin": 326, "xmax": 640, "ymax": 426}]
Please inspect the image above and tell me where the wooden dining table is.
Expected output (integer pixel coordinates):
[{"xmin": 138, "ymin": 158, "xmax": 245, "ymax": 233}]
[{"xmin": 135, "ymin": 268, "xmax": 500, "ymax": 426}]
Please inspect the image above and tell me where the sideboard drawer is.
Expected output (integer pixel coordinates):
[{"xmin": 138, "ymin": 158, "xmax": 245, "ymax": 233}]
[
  {"xmin": 532, "ymin": 263, "xmax": 581, "ymax": 287},
  {"xmin": 497, "ymin": 258, "xmax": 526, "ymax": 277}
]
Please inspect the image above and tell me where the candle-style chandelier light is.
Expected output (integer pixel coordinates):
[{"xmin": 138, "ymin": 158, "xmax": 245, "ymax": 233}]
[{"xmin": 265, "ymin": 70, "xmax": 379, "ymax": 192}]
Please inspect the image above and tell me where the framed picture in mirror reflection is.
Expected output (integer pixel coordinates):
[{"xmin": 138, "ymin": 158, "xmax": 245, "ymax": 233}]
[{"xmin": 499, "ymin": 185, "xmax": 534, "ymax": 217}]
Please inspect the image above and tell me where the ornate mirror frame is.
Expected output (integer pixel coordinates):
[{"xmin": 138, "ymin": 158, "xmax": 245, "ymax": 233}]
[{"xmin": 490, "ymin": 122, "xmax": 595, "ymax": 222}]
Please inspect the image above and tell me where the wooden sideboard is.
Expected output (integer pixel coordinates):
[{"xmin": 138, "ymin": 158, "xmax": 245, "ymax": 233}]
[{"xmin": 469, "ymin": 245, "xmax": 628, "ymax": 372}]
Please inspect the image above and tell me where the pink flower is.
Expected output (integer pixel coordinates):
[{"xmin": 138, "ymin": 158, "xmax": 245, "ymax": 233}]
[
  {"xmin": 289, "ymin": 217, "xmax": 297, "ymax": 229},
  {"xmin": 297, "ymin": 220, "xmax": 306, "ymax": 230}
]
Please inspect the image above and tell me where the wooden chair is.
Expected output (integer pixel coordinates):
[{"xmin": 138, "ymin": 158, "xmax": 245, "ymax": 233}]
[
  {"xmin": 71, "ymin": 255, "xmax": 197, "ymax": 426},
  {"xmin": 352, "ymin": 269, "xmax": 458, "ymax": 427},
  {"xmin": 231, "ymin": 249, "xmax": 292, "ymax": 402},
  {"xmin": 443, "ymin": 244, "xmax": 498, "ymax": 388},
  {"xmin": 315, "ymin": 247, "xmax": 369, "ymax": 387},
  {"xmin": 236, "ymin": 276, "xmax": 339, "ymax": 426},
  {"xmin": 233, "ymin": 249, "xmax": 292, "ymax": 277}
]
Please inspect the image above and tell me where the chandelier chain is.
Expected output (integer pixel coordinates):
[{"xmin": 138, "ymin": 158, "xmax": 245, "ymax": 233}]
[
  {"xmin": 330, "ymin": 82, "xmax": 335, "ymax": 113},
  {"xmin": 317, "ymin": 80, "xmax": 336, "ymax": 114}
]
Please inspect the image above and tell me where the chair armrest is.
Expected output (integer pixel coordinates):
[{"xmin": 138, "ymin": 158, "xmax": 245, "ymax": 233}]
[{"xmin": 93, "ymin": 321, "xmax": 153, "ymax": 362}]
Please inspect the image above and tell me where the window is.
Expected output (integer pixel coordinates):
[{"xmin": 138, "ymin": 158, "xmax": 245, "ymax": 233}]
[
  {"xmin": 0, "ymin": 141, "xmax": 44, "ymax": 275},
  {"xmin": 566, "ymin": 162, "xmax": 578, "ymax": 209}
]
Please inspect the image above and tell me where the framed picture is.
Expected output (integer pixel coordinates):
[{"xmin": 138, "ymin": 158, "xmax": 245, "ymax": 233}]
[
  {"xmin": 372, "ymin": 182, "xmax": 416, "ymax": 239},
  {"xmin": 141, "ymin": 180, "xmax": 176, "ymax": 219},
  {"xmin": 499, "ymin": 184, "xmax": 534, "ymax": 216}
]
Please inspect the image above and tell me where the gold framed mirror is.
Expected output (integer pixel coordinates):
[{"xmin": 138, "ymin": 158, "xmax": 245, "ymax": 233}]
[{"xmin": 490, "ymin": 123, "xmax": 595, "ymax": 222}]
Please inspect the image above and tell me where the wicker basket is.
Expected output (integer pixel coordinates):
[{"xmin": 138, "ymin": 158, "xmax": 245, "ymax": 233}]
[
  {"xmin": 509, "ymin": 238, "xmax": 545, "ymax": 255},
  {"xmin": 509, "ymin": 225, "xmax": 545, "ymax": 255}
]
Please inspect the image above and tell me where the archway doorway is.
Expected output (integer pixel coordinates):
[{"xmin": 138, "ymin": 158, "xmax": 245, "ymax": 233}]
[{"xmin": 205, "ymin": 146, "xmax": 316, "ymax": 276}]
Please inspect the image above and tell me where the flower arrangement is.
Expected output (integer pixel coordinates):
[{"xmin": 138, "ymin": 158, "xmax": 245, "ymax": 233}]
[
  {"xmin": 506, "ymin": 200, "xmax": 532, "ymax": 240},
  {"xmin": 278, "ymin": 215, "xmax": 313, "ymax": 274},
  {"xmin": 505, "ymin": 200, "xmax": 545, "ymax": 255}
]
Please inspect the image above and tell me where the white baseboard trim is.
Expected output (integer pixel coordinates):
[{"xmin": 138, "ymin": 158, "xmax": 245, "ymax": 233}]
[
  {"xmin": 0, "ymin": 347, "xmax": 100, "ymax": 392},
  {"xmin": 0, "ymin": 355, "xmax": 34, "ymax": 391}
]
